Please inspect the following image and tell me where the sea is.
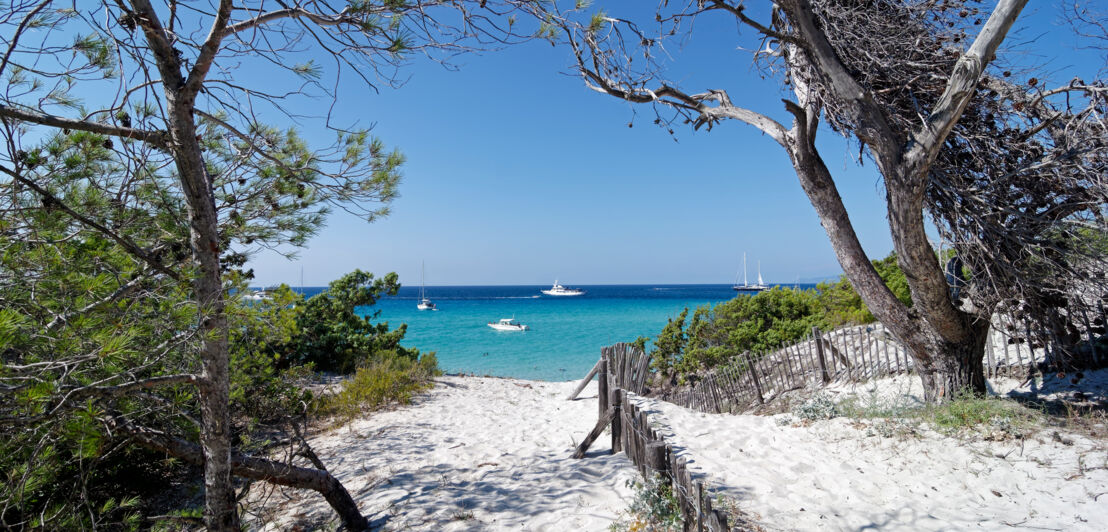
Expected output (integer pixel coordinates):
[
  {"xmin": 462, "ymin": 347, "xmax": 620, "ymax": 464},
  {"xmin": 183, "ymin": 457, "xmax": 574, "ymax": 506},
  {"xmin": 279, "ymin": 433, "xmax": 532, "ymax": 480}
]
[{"xmin": 284, "ymin": 284, "xmax": 816, "ymax": 382}]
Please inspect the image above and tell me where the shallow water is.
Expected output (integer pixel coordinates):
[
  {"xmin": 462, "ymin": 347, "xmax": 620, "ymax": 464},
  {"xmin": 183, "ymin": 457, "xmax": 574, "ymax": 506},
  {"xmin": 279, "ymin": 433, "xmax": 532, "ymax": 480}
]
[{"xmin": 290, "ymin": 284, "xmax": 813, "ymax": 381}]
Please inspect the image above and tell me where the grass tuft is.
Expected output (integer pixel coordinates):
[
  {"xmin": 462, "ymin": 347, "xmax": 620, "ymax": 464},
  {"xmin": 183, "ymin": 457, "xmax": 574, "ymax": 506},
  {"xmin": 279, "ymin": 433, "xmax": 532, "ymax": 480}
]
[
  {"xmin": 315, "ymin": 352, "xmax": 440, "ymax": 421},
  {"xmin": 921, "ymin": 392, "xmax": 1040, "ymax": 436}
]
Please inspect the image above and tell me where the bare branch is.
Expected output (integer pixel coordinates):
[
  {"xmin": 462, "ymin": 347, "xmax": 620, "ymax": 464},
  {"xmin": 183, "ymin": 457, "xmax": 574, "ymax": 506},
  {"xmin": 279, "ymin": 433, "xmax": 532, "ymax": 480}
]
[
  {"xmin": 905, "ymin": 0, "xmax": 1029, "ymax": 174},
  {"xmin": 0, "ymin": 104, "xmax": 170, "ymax": 147}
]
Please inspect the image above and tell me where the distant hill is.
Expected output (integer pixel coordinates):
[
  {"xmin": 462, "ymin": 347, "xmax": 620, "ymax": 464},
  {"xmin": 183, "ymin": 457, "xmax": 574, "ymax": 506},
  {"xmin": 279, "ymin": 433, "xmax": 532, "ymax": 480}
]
[{"xmin": 796, "ymin": 274, "xmax": 842, "ymax": 284}]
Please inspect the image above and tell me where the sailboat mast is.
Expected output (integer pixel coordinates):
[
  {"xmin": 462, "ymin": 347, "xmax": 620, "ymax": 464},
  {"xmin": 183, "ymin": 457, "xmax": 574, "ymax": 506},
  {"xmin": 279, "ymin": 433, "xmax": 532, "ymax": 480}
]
[{"xmin": 743, "ymin": 253, "xmax": 748, "ymax": 286}]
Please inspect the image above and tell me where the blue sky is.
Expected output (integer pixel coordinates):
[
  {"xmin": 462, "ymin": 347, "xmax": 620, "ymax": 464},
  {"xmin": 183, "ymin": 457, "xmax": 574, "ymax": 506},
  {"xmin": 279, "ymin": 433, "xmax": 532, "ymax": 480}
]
[{"xmin": 244, "ymin": 2, "xmax": 1104, "ymax": 287}]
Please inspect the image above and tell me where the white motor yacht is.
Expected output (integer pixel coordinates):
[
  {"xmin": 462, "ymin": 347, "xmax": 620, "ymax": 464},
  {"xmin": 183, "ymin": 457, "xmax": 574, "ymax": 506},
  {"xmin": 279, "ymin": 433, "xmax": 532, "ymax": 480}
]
[
  {"xmin": 487, "ymin": 318, "xmax": 529, "ymax": 331},
  {"xmin": 541, "ymin": 280, "xmax": 585, "ymax": 296},
  {"xmin": 243, "ymin": 290, "xmax": 272, "ymax": 302}
]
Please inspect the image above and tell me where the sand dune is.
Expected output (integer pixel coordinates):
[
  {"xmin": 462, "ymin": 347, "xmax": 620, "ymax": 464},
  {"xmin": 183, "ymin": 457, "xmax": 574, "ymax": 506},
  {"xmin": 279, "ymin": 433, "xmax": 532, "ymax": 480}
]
[{"xmin": 630, "ymin": 370, "xmax": 1108, "ymax": 531}]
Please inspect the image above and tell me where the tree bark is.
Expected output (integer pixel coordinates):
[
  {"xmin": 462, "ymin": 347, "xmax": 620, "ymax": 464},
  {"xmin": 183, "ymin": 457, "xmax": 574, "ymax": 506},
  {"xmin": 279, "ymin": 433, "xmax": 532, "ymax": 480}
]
[
  {"xmin": 111, "ymin": 418, "xmax": 368, "ymax": 531},
  {"xmin": 916, "ymin": 325, "xmax": 990, "ymax": 402}
]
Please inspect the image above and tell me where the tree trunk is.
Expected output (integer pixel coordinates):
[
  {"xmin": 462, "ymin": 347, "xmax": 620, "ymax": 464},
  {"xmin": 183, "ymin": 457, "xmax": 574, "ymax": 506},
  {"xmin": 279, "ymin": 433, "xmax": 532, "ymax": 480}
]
[
  {"xmin": 111, "ymin": 418, "xmax": 368, "ymax": 531},
  {"xmin": 784, "ymin": 106, "xmax": 990, "ymax": 403},
  {"xmin": 125, "ymin": 1, "xmax": 240, "ymax": 527},
  {"xmin": 164, "ymin": 89, "xmax": 238, "ymax": 531},
  {"xmin": 916, "ymin": 325, "xmax": 990, "ymax": 402}
]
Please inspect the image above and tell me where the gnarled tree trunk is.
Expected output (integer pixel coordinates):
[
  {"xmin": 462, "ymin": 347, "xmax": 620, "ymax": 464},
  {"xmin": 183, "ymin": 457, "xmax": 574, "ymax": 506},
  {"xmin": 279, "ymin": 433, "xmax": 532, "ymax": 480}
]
[{"xmin": 915, "ymin": 324, "xmax": 991, "ymax": 402}]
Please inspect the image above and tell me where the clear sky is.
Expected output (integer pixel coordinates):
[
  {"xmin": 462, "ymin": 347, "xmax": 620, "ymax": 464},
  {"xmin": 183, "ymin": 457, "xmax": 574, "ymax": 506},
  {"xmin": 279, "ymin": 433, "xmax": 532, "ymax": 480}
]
[{"xmin": 244, "ymin": 1, "xmax": 1105, "ymax": 287}]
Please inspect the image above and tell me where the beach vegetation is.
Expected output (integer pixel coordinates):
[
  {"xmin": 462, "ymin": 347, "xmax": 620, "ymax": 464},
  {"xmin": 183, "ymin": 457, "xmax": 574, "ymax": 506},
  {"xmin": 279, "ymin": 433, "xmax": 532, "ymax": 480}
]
[
  {"xmin": 0, "ymin": 133, "xmax": 426, "ymax": 527},
  {"xmin": 649, "ymin": 308, "xmax": 688, "ymax": 374},
  {"xmin": 0, "ymin": 2, "xmax": 536, "ymax": 528},
  {"xmin": 791, "ymin": 387, "xmax": 1042, "ymax": 441},
  {"xmin": 646, "ymin": 253, "xmax": 906, "ymax": 382},
  {"xmin": 792, "ymin": 393, "xmax": 842, "ymax": 421},
  {"xmin": 286, "ymin": 270, "xmax": 413, "ymax": 374},
  {"xmin": 920, "ymin": 392, "xmax": 1040, "ymax": 437},
  {"xmin": 610, "ymin": 474, "xmax": 683, "ymax": 532},
  {"xmin": 450, "ymin": 510, "xmax": 476, "ymax": 521},
  {"xmin": 316, "ymin": 351, "xmax": 441, "ymax": 422}
]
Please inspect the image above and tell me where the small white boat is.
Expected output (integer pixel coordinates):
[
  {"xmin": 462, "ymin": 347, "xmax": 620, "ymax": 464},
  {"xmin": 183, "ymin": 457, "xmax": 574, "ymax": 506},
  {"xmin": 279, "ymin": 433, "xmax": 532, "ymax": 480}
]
[
  {"xmin": 541, "ymin": 280, "xmax": 585, "ymax": 296},
  {"xmin": 487, "ymin": 318, "xmax": 529, "ymax": 331},
  {"xmin": 243, "ymin": 290, "xmax": 272, "ymax": 302},
  {"xmin": 417, "ymin": 261, "xmax": 436, "ymax": 311}
]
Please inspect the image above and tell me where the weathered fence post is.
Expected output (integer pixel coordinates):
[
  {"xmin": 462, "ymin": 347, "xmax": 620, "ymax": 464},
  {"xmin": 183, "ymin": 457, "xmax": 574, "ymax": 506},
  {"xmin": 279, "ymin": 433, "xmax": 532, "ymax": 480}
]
[
  {"xmin": 598, "ymin": 358, "xmax": 609, "ymax": 420},
  {"xmin": 646, "ymin": 441, "xmax": 668, "ymax": 480},
  {"xmin": 696, "ymin": 481, "xmax": 705, "ymax": 532},
  {"xmin": 745, "ymin": 352, "xmax": 765, "ymax": 405},
  {"xmin": 812, "ymin": 326, "xmax": 830, "ymax": 383},
  {"xmin": 610, "ymin": 380, "xmax": 622, "ymax": 454},
  {"xmin": 568, "ymin": 358, "xmax": 603, "ymax": 400}
]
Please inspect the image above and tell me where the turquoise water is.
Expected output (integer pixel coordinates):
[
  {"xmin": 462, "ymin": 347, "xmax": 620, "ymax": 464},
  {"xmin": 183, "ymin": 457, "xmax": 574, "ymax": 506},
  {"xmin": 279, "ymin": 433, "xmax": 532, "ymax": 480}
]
[
  {"xmin": 366, "ymin": 285, "xmax": 743, "ymax": 381},
  {"xmin": 285, "ymin": 284, "xmax": 814, "ymax": 381}
]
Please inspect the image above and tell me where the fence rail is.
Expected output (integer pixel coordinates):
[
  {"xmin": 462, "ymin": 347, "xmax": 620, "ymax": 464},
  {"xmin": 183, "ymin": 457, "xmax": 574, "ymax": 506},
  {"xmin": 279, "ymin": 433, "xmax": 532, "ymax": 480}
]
[{"xmin": 573, "ymin": 343, "xmax": 733, "ymax": 532}]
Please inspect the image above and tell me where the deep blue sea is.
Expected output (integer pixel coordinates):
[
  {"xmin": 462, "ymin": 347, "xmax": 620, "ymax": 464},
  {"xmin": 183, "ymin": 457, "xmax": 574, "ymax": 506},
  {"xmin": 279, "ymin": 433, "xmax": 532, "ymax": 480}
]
[{"xmin": 282, "ymin": 284, "xmax": 816, "ymax": 381}]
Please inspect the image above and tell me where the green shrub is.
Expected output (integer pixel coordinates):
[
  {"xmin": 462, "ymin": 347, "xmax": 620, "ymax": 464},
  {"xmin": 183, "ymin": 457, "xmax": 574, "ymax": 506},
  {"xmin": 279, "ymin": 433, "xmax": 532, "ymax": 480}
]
[
  {"xmin": 792, "ymin": 393, "xmax": 841, "ymax": 420},
  {"xmin": 286, "ymin": 270, "xmax": 415, "ymax": 373},
  {"xmin": 816, "ymin": 252, "xmax": 911, "ymax": 327},
  {"xmin": 317, "ymin": 351, "xmax": 441, "ymax": 421},
  {"xmin": 645, "ymin": 252, "xmax": 909, "ymax": 381},
  {"xmin": 609, "ymin": 474, "xmax": 683, "ymax": 532}
]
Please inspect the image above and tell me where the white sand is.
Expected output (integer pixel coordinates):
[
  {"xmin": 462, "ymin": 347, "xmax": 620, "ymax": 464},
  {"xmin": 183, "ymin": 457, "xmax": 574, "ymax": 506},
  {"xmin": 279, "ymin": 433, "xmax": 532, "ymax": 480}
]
[
  {"xmin": 250, "ymin": 370, "xmax": 1108, "ymax": 531},
  {"xmin": 247, "ymin": 376, "xmax": 635, "ymax": 531},
  {"xmin": 630, "ymin": 369, "xmax": 1108, "ymax": 531}
]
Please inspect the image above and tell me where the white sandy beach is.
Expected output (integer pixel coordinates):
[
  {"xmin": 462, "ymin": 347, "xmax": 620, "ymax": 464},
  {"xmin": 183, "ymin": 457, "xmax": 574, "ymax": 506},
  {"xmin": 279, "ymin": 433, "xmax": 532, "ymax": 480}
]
[
  {"xmin": 630, "ymin": 370, "xmax": 1108, "ymax": 531},
  {"xmin": 250, "ymin": 370, "xmax": 1108, "ymax": 531},
  {"xmin": 247, "ymin": 376, "xmax": 636, "ymax": 531}
]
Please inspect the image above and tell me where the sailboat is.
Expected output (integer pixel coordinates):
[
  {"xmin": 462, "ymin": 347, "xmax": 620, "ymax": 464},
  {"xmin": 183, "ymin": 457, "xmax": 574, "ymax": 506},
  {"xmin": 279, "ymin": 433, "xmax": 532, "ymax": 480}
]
[
  {"xmin": 417, "ymin": 261, "xmax": 436, "ymax": 310},
  {"xmin": 732, "ymin": 253, "xmax": 770, "ymax": 292}
]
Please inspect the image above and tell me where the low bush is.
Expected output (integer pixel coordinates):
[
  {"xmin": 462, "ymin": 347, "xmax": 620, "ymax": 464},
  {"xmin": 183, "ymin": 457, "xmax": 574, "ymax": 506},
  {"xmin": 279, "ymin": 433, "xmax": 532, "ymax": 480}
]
[
  {"xmin": 789, "ymin": 388, "xmax": 1041, "ymax": 440},
  {"xmin": 644, "ymin": 252, "xmax": 909, "ymax": 382},
  {"xmin": 792, "ymin": 393, "xmax": 841, "ymax": 421},
  {"xmin": 609, "ymin": 474, "xmax": 683, "ymax": 532},
  {"xmin": 316, "ymin": 351, "xmax": 441, "ymax": 421},
  {"xmin": 921, "ymin": 393, "xmax": 1039, "ymax": 435}
]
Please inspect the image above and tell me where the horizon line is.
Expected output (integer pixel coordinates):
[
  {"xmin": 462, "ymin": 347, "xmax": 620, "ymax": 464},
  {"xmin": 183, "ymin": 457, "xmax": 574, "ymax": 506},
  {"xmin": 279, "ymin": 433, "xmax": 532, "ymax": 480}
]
[{"xmin": 251, "ymin": 280, "xmax": 838, "ymax": 288}]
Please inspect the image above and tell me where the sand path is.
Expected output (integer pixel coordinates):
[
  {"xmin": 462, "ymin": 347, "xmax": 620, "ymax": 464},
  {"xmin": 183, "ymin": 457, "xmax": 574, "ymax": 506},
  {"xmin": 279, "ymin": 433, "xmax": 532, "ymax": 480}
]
[{"xmin": 250, "ymin": 376, "xmax": 635, "ymax": 531}]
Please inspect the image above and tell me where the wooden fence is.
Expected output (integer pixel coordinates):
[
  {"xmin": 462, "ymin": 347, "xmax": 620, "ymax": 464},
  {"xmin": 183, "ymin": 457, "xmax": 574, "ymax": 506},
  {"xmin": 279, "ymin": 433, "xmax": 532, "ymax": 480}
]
[
  {"xmin": 572, "ymin": 343, "xmax": 733, "ymax": 532},
  {"xmin": 661, "ymin": 309, "xmax": 1106, "ymax": 414},
  {"xmin": 570, "ymin": 310, "xmax": 1107, "ymax": 529}
]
